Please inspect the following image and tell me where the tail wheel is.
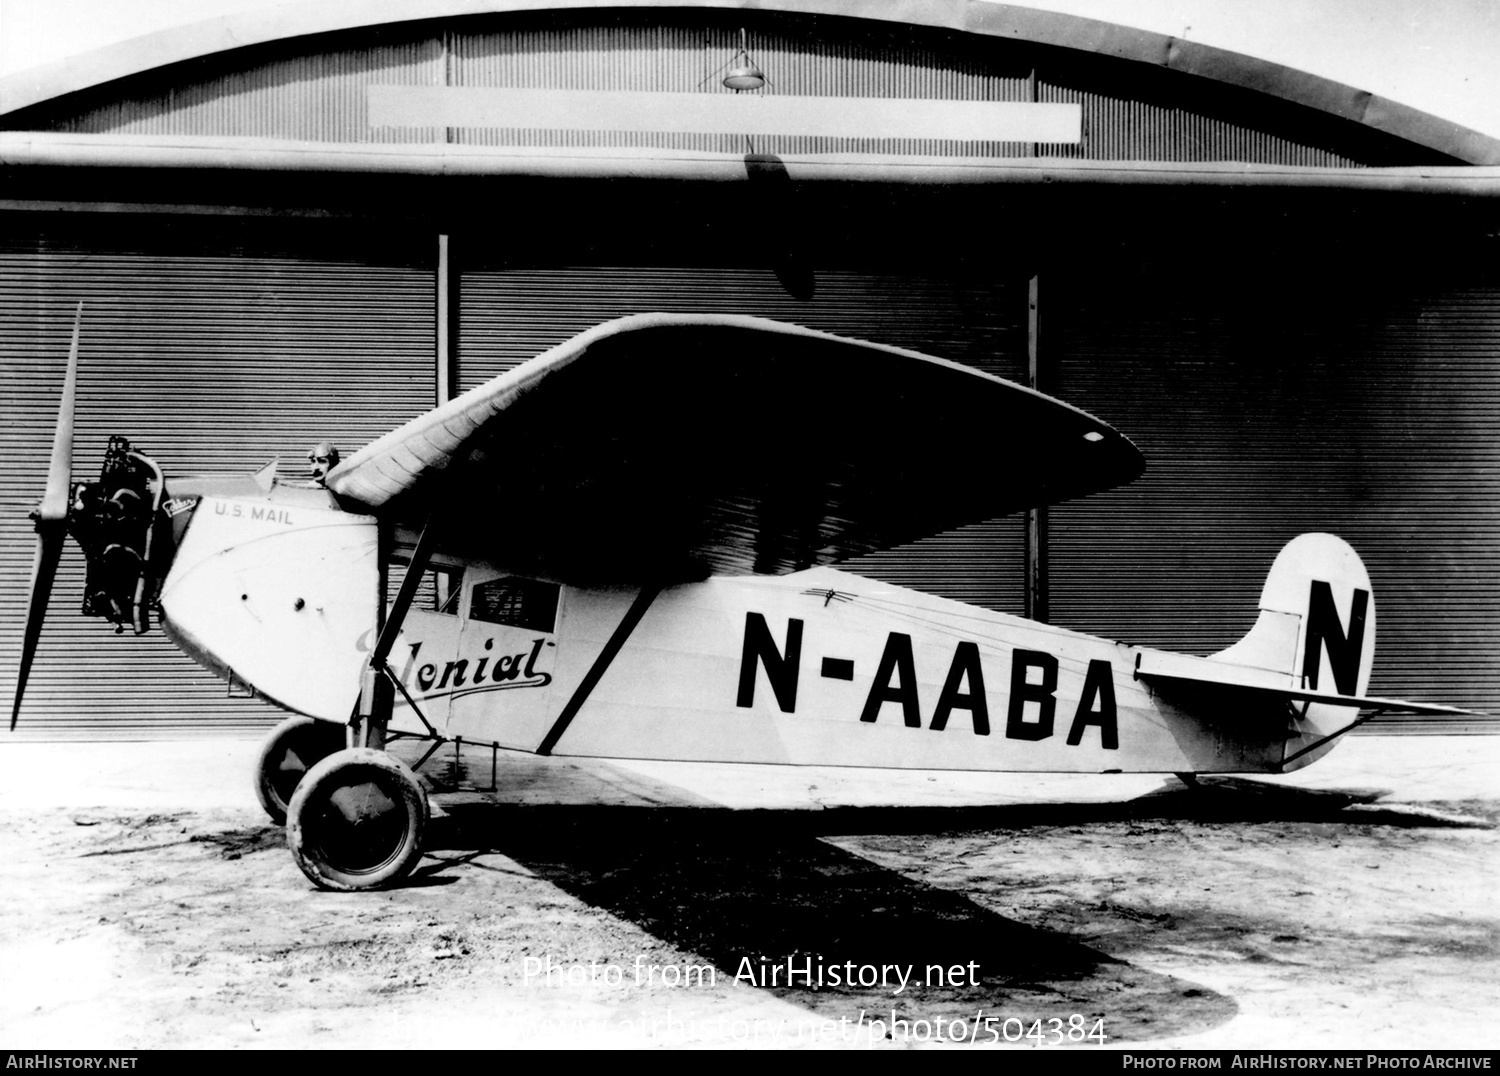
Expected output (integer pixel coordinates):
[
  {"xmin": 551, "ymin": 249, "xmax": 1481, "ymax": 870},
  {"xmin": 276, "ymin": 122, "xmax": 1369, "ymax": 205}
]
[
  {"xmin": 254, "ymin": 715, "xmax": 347, "ymax": 825},
  {"xmin": 287, "ymin": 748, "xmax": 428, "ymax": 891}
]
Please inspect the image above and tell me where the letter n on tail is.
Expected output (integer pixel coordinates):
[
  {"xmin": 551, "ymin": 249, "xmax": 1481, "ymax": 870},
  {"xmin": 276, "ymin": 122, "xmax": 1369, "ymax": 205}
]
[{"xmin": 1303, "ymin": 581, "xmax": 1368, "ymax": 695}]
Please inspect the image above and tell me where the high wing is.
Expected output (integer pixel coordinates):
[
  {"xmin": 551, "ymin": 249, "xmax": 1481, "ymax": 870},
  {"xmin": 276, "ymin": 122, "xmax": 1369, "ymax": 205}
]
[{"xmin": 328, "ymin": 313, "xmax": 1144, "ymax": 585}]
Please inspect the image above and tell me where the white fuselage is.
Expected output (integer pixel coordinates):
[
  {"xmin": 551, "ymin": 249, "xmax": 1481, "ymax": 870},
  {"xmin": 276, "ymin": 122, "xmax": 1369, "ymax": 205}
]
[
  {"xmin": 393, "ymin": 565, "xmax": 1338, "ymax": 775},
  {"xmin": 155, "ymin": 488, "xmax": 1359, "ymax": 776}
]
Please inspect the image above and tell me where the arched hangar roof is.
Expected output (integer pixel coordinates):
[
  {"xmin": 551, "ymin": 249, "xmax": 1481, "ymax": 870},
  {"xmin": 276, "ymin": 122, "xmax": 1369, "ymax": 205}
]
[{"xmin": 4, "ymin": 0, "xmax": 1498, "ymax": 165}]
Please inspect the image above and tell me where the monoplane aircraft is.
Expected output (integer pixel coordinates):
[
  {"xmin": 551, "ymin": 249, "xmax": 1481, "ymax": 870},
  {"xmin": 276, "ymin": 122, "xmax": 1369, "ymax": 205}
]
[{"xmin": 10, "ymin": 310, "xmax": 1479, "ymax": 890}]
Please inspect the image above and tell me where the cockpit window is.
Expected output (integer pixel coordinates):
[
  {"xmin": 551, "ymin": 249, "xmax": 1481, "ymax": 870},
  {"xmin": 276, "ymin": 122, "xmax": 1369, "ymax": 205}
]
[
  {"xmin": 387, "ymin": 565, "xmax": 462, "ymax": 616},
  {"xmin": 469, "ymin": 577, "xmax": 559, "ymax": 633},
  {"xmin": 436, "ymin": 575, "xmax": 462, "ymax": 616}
]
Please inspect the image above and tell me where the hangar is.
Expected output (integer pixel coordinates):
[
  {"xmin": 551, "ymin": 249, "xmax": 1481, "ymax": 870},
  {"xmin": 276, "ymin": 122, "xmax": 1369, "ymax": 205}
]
[{"xmin": 3, "ymin": 1, "xmax": 1498, "ymax": 737}]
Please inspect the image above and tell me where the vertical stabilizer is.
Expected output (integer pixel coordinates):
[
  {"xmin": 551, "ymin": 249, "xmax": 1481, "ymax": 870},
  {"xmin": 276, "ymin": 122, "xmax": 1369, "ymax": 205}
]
[{"xmin": 1213, "ymin": 533, "xmax": 1375, "ymax": 700}]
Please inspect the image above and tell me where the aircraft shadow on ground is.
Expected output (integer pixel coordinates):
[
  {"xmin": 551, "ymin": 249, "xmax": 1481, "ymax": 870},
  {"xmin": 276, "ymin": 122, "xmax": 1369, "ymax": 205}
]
[
  {"xmin": 421, "ymin": 800, "xmax": 1242, "ymax": 1042},
  {"xmin": 411, "ymin": 774, "xmax": 1489, "ymax": 1042}
]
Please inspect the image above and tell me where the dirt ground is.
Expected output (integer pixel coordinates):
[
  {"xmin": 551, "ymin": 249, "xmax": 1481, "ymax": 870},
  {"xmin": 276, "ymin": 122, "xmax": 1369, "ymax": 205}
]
[{"xmin": 0, "ymin": 738, "xmax": 1497, "ymax": 1050}]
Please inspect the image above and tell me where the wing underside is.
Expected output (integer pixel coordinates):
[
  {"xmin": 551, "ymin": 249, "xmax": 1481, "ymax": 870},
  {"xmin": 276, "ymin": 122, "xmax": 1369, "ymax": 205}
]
[{"xmin": 329, "ymin": 313, "xmax": 1144, "ymax": 585}]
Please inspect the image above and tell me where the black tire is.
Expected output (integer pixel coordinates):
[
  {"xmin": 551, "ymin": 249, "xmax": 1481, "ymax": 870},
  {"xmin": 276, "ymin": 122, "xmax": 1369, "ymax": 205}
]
[
  {"xmin": 254, "ymin": 715, "xmax": 346, "ymax": 825},
  {"xmin": 287, "ymin": 748, "xmax": 428, "ymax": 891}
]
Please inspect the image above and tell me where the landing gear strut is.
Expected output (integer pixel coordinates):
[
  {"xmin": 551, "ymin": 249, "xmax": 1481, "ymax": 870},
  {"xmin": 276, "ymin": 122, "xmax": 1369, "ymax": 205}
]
[{"xmin": 283, "ymin": 514, "xmax": 443, "ymax": 890}]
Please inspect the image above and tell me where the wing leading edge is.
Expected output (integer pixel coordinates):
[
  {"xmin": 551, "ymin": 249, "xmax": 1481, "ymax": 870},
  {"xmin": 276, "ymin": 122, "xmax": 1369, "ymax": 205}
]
[{"xmin": 328, "ymin": 313, "xmax": 1144, "ymax": 585}]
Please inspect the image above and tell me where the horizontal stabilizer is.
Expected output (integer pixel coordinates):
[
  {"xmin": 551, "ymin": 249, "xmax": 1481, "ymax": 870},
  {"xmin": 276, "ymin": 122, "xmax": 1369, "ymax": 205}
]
[{"xmin": 1135, "ymin": 667, "xmax": 1486, "ymax": 717}]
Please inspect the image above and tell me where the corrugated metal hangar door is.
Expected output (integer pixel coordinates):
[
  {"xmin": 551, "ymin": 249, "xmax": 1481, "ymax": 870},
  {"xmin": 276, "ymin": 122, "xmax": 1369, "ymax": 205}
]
[
  {"xmin": 1, "ymin": 220, "xmax": 435, "ymax": 739},
  {"xmin": 456, "ymin": 262, "xmax": 1032, "ymax": 612},
  {"xmin": 1046, "ymin": 259, "xmax": 1500, "ymax": 722}
]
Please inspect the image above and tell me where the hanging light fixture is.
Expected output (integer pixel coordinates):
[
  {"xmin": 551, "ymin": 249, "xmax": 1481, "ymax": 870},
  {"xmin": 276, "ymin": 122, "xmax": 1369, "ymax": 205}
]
[{"xmin": 722, "ymin": 28, "xmax": 766, "ymax": 92}]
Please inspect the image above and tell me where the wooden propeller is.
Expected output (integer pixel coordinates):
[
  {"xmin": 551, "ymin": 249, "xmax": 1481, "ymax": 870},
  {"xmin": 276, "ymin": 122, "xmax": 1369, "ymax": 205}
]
[{"xmin": 11, "ymin": 305, "xmax": 81, "ymax": 730}]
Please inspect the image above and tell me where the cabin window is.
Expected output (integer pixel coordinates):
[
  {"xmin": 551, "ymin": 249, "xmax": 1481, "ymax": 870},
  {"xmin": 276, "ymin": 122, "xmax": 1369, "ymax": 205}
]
[{"xmin": 469, "ymin": 577, "xmax": 559, "ymax": 633}]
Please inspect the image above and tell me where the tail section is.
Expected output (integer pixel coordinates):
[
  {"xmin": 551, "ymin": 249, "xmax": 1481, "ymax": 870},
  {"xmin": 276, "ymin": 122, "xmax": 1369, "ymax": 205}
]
[
  {"xmin": 1212, "ymin": 532, "xmax": 1375, "ymax": 700},
  {"xmin": 1134, "ymin": 533, "xmax": 1384, "ymax": 772},
  {"xmin": 1132, "ymin": 533, "xmax": 1476, "ymax": 771}
]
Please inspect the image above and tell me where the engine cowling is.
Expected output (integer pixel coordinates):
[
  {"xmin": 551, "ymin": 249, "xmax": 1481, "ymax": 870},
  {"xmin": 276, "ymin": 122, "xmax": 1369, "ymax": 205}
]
[{"xmin": 158, "ymin": 487, "xmax": 379, "ymax": 721}]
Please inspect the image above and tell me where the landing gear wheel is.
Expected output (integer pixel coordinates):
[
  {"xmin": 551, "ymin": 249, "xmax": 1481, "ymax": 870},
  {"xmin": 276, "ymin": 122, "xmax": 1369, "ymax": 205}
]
[
  {"xmin": 287, "ymin": 748, "xmax": 428, "ymax": 891},
  {"xmin": 254, "ymin": 715, "xmax": 346, "ymax": 825}
]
